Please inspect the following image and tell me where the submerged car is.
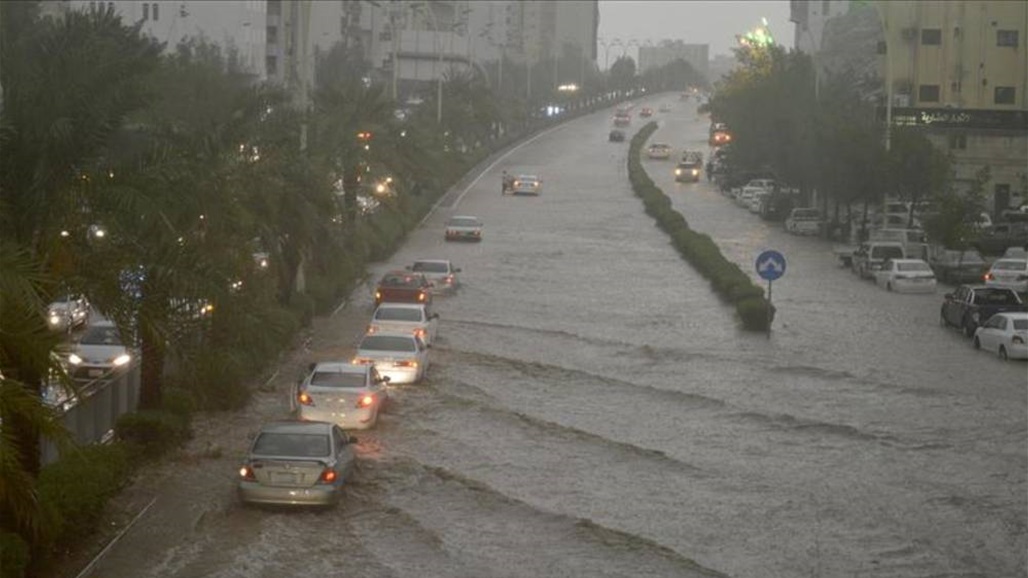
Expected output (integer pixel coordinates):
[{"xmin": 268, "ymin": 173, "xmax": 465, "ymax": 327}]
[
  {"xmin": 874, "ymin": 258, "xmax": 937, "ymax": 293},
  {"xmin": 67, "ymin": 321, "xmax": 133, "ymax": 382},
  {"xmin": 292, "ymin": 362, "xmax": 390, "ymax": 430},
  {"xmin": 646, "ymin": 143, "xmax": 672, "ymax": 160},
  {"xmin": 374, "ymin": 271, "xmax": 433, "ymax": 306},
  {"xmin": 46, "ymin": 294, "xmax": 90, "ymax": 333},
  {"xmin": 973, "ymin": 312, "xmax": 1028, "ymax": 360},
  {"xmin": 444, "ymin": 215, "xmax": 483, "ymax": 242},
  {"xmin": 353, "ymin": 332, "xmax": 430, "ymax": 385},
  {"xmin": 930, "ymin": 249, "xmax": 989, "ymax": 285},
  {"xmin": 237, "ymin": 420, "xmax": 357, "ymax": 507},
  {"xmin": 367, "ymin": 302, "xmax": 439, "ymax": 345},
  {"xmin": 510, "ymin": 175, "xmax": 543, "ymax": 195},
  {"xmin": 608, "ymin": 129, "xmax": 625, "ymax": 142},
  {"xmin": 984, "ymin": 258, "xmax": 1028, "ymax": 293},
  {"xmin": 409, "ymin": 259, "xmax": 461, "ymax": 293},
  {"xmin": 674, "ymin": 161, "xmax": 701, "ymax": 183}
]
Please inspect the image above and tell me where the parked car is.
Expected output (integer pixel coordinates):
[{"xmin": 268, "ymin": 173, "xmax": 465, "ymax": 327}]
[
  {"xmin": 929, "ymin": 249, "xmax": 989, "ymax": 285},
  {"xmin": 444, "ymin": 215, "xmax": 483, "ymax": 242},
  {"xmin": 292, "ymin": 362, "xmax": 390, "ymax": 430},
  {"xmin": 353, "ymin": 332, "xmax": 430, "ymax": 385},
  {"xmin": 374, "ymin": 271, "xmax": 433, "ymax": 306},
  {"xmin": 646, "ymin": 143, "xmax": 672, "ymax": 159},
  {"xmin": 66, "ymin": 321, "xmax": 133, "ymax": 382},
  {"xmin": 984, "ymin": 258, "xmax": 1028, "ymax": 293},
  {"xmin": 509, "ymin": 175, "xmax": 542, "ymax": 195},
  {"xmin": 972, "ymin": 312, "xmax": 1028, "ymax": 360},
  {"xmin": 408, "ymin": 259, "xmax": 461, "ymax": 293},
  {"xmin": 608, "ymin": 129, "xmax": 625, "ymax": 142},
  {"xmin": 940, "ymin": 285, "xmax": 1027, "ymax": 337},
  {"xmin": 367, "ymin": 303, "xmax": 439, "ymax": 345},
  {"xmin": 237, "ymin": 421, "xmax": 357, "ymax": 507},
  {"xmin": 784, "ymin": 208, "xmax": 824, "ymax": 236},
  {"xmin": 46, "ymin": 293, "xmax": 90, "ymax": 333},
  {"xmin": 852, "ymin": 242, "xmax": 906, "ymax": 279},
  {"xmin": 873, "ymin": 258, "xmax": 937, "ymax": 293}
]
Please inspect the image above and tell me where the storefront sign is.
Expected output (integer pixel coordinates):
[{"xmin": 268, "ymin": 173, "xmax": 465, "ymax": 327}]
[{"xmin": 877, "ymin": 107, "xmax": 1028, "ymax": 131}]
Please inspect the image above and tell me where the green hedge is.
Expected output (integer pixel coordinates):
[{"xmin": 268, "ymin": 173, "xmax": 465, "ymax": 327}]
[
  {"xmin": 627, "ymin": 121, "xmax": 774, "ymax": 331},
  {"xmin": 0, "ymin": 531, "xmax": 30, "ymax": 578}
]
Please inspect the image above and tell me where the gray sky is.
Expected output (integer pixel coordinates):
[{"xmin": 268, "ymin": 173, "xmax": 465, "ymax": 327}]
[{"xmin": 597, "ymin": 0, "xmax": 793, "ymax": 61}]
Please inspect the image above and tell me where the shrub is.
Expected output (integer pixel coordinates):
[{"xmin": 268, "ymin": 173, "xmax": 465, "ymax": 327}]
[
  {"xmin": 115, "ymin": 410, "xmax": 191, "ymax": 458},
  {"xmin": 0, "ymin": 532, "xmax": 29, "ymax": 578}
]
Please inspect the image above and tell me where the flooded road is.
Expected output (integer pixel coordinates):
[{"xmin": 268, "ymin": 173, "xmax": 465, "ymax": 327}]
[{"xmin": 86, "ymin": 97, "xmax": 1026, "ymax": 578}]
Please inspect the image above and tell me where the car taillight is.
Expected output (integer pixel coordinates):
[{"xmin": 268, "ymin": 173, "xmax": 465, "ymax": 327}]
[
  {"xmin": 983, "ymin": 273, "xmax": 993, "ymax": 281},
  {"xmin": 318, "ymin": 468, "xmax": 337, "ymax": 484},
  {"xmin": 418, "ymin": 292, "xmax": 427, "ymax": 302},
  {"xmin": 413, "ymin": 327, "xmax": 427, "ymax": 338},
  {"xmin": 356, "ymin": 395, "xmax": 374, "ymax": 408},
  {"xmin": 445, "ymin": 275, "xmax": 454, "ymax": 284},
  {"xmin": 353, "ymin": 357, "xmax": 373, "ymax": 365},
  {"xmin": 375, "ymin": 290, "xmax": 382, "ymax": 300},
  {"xmin": 298, "ymin": 391, "xmax": 314, "ymax": 406},
  {"xmin": 239, "ymin": 466, "xmax": 255, "ymax": 480},
  {"xmin": 367, "ymin": 324, "xmax": 377, "ymax": 334},
  {"xmin": 395, "ymin": 360, "xmax": 418, "ymax": 368}
]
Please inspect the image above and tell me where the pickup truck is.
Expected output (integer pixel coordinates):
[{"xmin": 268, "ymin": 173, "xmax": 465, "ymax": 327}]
[
  {"xmin": 374, "ymin": 270, "xmax": 433, "ymax": 306},
  {"xmin": 940, "ymin": 284, "xmax": 1027, "ymax": 337}
]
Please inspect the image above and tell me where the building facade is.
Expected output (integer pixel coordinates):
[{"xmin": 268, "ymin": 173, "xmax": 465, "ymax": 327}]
[
  {"xmin": 878, "ymin": 0, "xmax": 1028, "ymax": 213},
  {"xmin": 789, "ymin": 0, "xmax": 850, "ymax": 54},
  {"xmin": 637, "ymin": 41, "xmax": 710, "ymax": 83}
]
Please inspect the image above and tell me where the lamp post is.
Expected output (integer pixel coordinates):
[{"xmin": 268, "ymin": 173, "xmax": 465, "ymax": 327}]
[{"xmin": 599, "ymin": 37, "xmax": 621, "ymax": 71}]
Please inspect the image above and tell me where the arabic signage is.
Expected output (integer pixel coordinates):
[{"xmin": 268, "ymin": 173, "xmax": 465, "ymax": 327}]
[{"xmin": 876, "ymin": 107, "xmax": 1028, "ymax": 131}]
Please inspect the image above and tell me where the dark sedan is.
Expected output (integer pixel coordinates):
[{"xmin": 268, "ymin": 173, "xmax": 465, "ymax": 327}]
[{"xmin": 930, "ymin": 249, "xmax": 989, "ymax": 284}]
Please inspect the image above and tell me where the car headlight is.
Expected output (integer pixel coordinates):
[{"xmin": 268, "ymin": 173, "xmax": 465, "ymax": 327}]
[
  {"xmin": 675, "ymin": 169, "xmax": 682, "ymax": 175},
  {"xmin": 68, "ymin": 353, "xmax": 83, "ymax": 365},
  {"xmin": 113, "ymin": 354, "xmax": 131, "ymax": 366},
  {"xmin": 49, "ymin": 314, "xmax": 61, "ymax": 325}
]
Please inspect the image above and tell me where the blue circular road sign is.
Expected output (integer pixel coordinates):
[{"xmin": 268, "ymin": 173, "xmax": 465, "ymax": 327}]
[{"xmin": 756, "ymin": 250, "xmax": 786, "ymax": 281}]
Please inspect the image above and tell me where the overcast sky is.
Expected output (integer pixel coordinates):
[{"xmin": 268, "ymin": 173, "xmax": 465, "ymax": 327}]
[{"xmin": 597, "ymin": 0, "xmax": 793, "ymax": 61}]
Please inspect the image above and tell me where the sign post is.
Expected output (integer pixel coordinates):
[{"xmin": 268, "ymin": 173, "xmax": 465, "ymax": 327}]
[{"xmin": 755, "ymin": 250, "xmax": 786, "ymax": 338}]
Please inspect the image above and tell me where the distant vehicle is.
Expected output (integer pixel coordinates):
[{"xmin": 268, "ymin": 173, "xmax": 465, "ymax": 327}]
[
  {"xmin": 646, "ymin": 143, "xmax": 672, "ymax": 160},
  {"xmin": 674, "ymin": 160, "xmax": 701, "ymax": 182},
  {"xmin": 873, "ymin": 258, "xmax": 937, "ymax": 293},
  {"xmin": 367, "ymin": 303, "xmax": 439, "ymax": 345},
  {"xmin": 408, "ymin": 259, "xmax": 461, "ymax": 293},
  {"xmin": 639, "ymin": 107, "xmax": 653, "ymax": 117},
  {"xmin": 709, "ymin": 123, "xmax": 732, "ymax": 146},
  {"xmin": 444, "ymin": 215, "xmax": 483, "ymax": 242},
  {"xmin": 237, "ymin": 420, "xmax": 357, "ymax": 507},
  {"xmin": 67, "ymin": 321, "xmax": 133, "ymax": 382},
  {"xmin": 608, "ymin": 129, "xmax": 625, "ymax": 142},
  {"xmin": 973, "ymin": 312, "xmax": 1028, "ymax": 360},
  {"xmin": 940, "ymin": 285, "xmax": 1027, "ymax": 337},
  {"xmin": 784, "ymin": 208, "xmax": 823, "ymax": 236},
  {"xmin": 658, "ymin": 103, "xmax": 672, "ymax": 112},
  {"xmin": 984, "ymin": 258, "xmax": 1028, "ymax": 293},
  {"xmin": 353, "ymin": 332, "xmax": 430, "ymax": 385},
  {"xmin": 510, "ymin": 175, "xmax": 542, "ymax": 195},
  {"xmin": 374, "ymin": 271, "xmax": 432, "ymax": 306},
  {"xmin": 852, "ymin": 242, "xmax": 906, "ymax": 279},
  {"xmin": 929, "ymin": 249, "xmax": 989, "ymax": 285},
  {"xmin": 613, "ymin": 113, "xmax": 631, "ymax": 127},
  {"xmin": 292, "ymin": 362, "xmax": 390, "ymax": 430},
  {"xmin": 46, "ymin": 294, "xmax": 90, "ymax": 333}
]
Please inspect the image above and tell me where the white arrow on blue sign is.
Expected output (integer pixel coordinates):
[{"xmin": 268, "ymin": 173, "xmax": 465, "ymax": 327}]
[{"xmin": 756, "ymin": 250, "xmax": 786, "ymax": 281}]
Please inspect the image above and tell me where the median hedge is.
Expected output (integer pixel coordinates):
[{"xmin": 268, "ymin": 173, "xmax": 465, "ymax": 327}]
[{"xmin": 628, "ymin": 121, "xmax": 774, "ymax": 331}]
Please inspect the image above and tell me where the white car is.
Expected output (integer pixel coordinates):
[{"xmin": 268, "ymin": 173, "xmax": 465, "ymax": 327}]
[
  {"xmin": 444, "ymin": 215, "xmax": 483, "ymax": 242},
  {"xmin": 984, "ymin": 258, "xmax": 1028, "ymax": 293},
  {"xmin": 510, "ymin": 175, "xmax": 542, "ymax": 195},
  {"xmin": 367, "ymin": 303, "xmax": 439, "ymax": 345},
  {"xmin": 291, "ymin": 362, "xmax": 390, "ymax": 430},
  {"xmin": 785, "ymin": 208, "xmax": 824, "ymax": 236},
  {"xmin": 973, "ymin": 312, "xmax": 1028, "ymax": 360},
  {"xmin": 353, "ymin": 332, "xmax": 430, "ymax": 385},
  {"xmin": 646, "ymin": 143, "xmax": 672, "ymax": 159},
  {"xmin": 409, "ymin": 259, "xmax": 461, "ymax": 293},
  {"xmin": 46, "ymin": 294, "xmax": 90, "ymax": 333},
  {"xmin": 874, "ymin": 258, "xmax": 937, "ymax": 293},
  {"xmin": 67, "ymin": 321, "xmax": 133, "ymax": 381}
]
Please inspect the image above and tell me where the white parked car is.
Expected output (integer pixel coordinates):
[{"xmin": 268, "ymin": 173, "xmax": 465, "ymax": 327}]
[
  {"xmin": 353, "ymin": 332, "xmax": 430, "ymax": 385},
  {"xmin": 67, "ymin": 321, "xmax": 133, "ymax": 382},
  {"xmin": 46, "ymin": 294, "xmax": 90, "ymax": 333},
  {"xmin": 874, "ymin": 258, "xmax": 937, "ymax": 293},
  {"xmin": 510, "ymin": 175, "xmax": 542, "ymax": 195},
  {"xmin": 973, "ymin": 312, "xmax": 1028, "ymax": 360},
  {"xmin": 367, "ymin": 303, "xmax": 439, "ymax": 345},
  {"xmin": 409, "ymin": 259, "xmax": 461, "ymax": 293},
  {"xmin": 984, "ymin": 258, "xmax": 1028, "ymax": 293},
  {"xmin": 785, "ymin": 208, "xmax": 824, "ymax": 236},
  {"xmin": 291, "ymin": 362, "xmax": 390, "ymax": 430}
]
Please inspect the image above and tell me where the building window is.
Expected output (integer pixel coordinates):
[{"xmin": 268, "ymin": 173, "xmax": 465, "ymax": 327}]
[
  {"xmin": 266, "ymin": 55, "xmax": 278, "ymax": 76},
  {"xmin": 918, "ymin": 84, "xmax": 940, "ymax": 103},
  {"xmin": 142, "ymin": 3, "xmax": 148, "ymax": 20},
  {"xmin": 995, "ymin": 86, "xmax": 1016, "ymax": 105},
  {"xmin": 267, "ymin": 26, "xmax": 277, "ymax": 45},
  {"xmin": 921, "ymin": 28, "xmax": 942, "ymax": 45},
  {"xmin": 152, "ymin": 2, "xmax": 158, "ymax": 21},
  {"xmin": 948, "ymin": 134, "xmax": 967, "ymax": 150},
  {"xmin": 997, "ymin": 30, "xmax": 1019, "ymax": 47}
]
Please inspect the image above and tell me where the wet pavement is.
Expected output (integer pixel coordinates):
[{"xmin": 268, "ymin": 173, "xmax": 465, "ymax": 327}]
[{"xmin": 81, "ymin": 96, "xmax": 1026, "ymax": 578}]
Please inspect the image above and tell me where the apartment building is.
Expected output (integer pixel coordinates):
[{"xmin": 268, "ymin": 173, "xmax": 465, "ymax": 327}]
[
  {"xmin": 638, "ymin": 41, "xmax": 710, "ymax": 83},
  {"xmin": 878, "ymin": 0, "xmax": 1028, "ymax": 214},
  {"xmin": 789, "ymin": 0, "xmax": 850, "ymax": 54}
]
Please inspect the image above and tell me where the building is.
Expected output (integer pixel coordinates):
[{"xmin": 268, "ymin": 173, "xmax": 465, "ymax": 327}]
[
  {"xmin": 789, "ymin": 0, "xmax": 850, "ymax": 54},
  {"xmin": 638, "ymin": 41, "xmax": 709, "ymax": 83},
  {"xmin": 877, "ymin": 0, "xmax": 1028, "ymax": 214}
]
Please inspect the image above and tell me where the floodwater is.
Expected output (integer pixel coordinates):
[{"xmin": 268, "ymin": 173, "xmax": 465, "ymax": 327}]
[{"xmin": 84, "ymin": 96, "xmax": 1026, "ymax": 578}]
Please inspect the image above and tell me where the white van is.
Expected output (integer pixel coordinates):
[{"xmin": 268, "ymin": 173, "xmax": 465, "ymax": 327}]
[{"xmin": 785, "ymin": 208, "xmax": 824, "ymax": 235}]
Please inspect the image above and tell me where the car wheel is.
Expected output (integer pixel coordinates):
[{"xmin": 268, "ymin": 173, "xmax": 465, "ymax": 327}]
[
  {"xmin": 999, "ymin": 346, "xmax": 1008, "ymax": 361},
  {"xmin": 973, "ymin": 336, "xmax": 981, "ymax": 350}
]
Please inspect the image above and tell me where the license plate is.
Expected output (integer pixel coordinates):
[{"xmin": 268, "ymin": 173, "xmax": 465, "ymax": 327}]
[
  {"xmin": 88, "ymin": 369, "xmax": 104, "ymax": 377},
  {"xmin": 271, "ymin": 472, "xmax": 297, "ymax": 484}
]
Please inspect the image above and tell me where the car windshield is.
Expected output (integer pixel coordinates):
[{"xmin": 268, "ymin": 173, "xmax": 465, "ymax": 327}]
[
  {"xmin": 412, "ymin": 261, "xmax": 449, "ymax": 273},
  {"xmin": 448, "ymin": 217, "xmax": 480, "ymax": 227},
  {"xmin": 309, "ymin": 371, "xmax": 366, "ymax": 388},
  {"xmin": 374, "ymin": 307, "xmax": 423, "ymax": 322},
  {"xmin": 79, "ymin": 326, "xmax": 123, "ymax": 346},
  {"xmin": 993, "ymin": 260, "xmax": 1027, "ymax": 271},
  {"xmin": 872, "ymin": 246, "xmax": 904, "ymax": 259},
  {"xmin": 252, "ymin": 432, "xmax": 329, "ymax": 457},
  {"xmin": 360, "ymin": 335, "xmax": 416, "ymax": 352},
  {"xmin": 516, "ymin": 176, "xmax": 538, "ymax": 182},
  {"xmin": 792, "ymin": 210, "xmax": 819, "ymax": 219},
  {"xmin": 971, "ymin": 289, "xmax": 1021, "ymax": 305},
  {"xmin": 898, "ymin": 262, "xmax": 931, "ymax": 272}
]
